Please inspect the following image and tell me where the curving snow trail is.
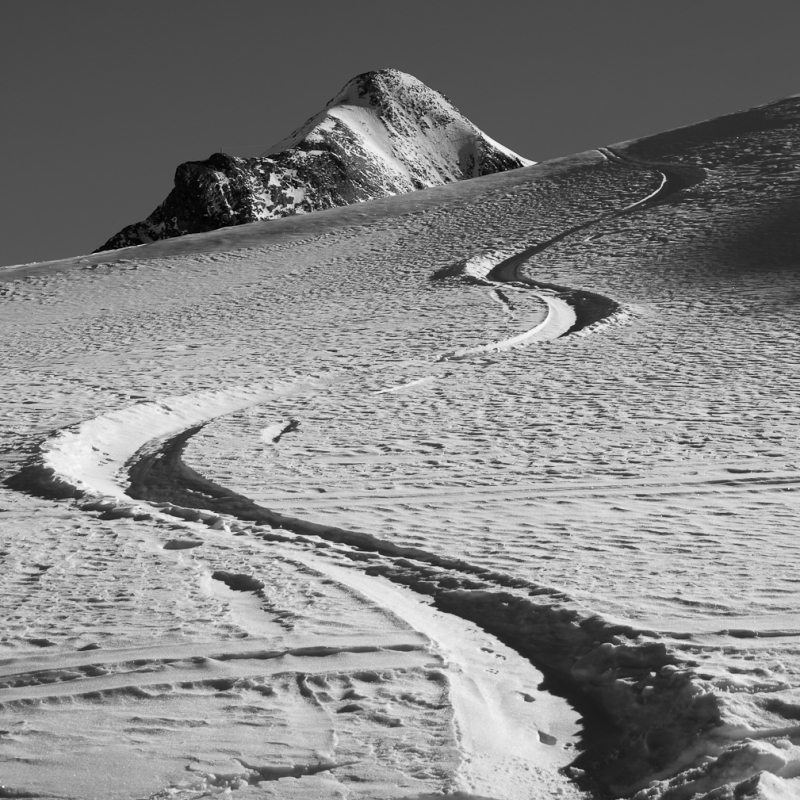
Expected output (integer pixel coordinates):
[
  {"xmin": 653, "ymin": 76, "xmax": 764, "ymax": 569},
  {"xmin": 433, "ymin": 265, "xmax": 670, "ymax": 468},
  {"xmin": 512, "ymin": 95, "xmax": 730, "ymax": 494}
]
[
  {"xmin": 436, "ymin": 292, "xmax": 575, "ymax": 360},
  {"xmin": 7, "ymin": 384, "xmax": 584, "ymax": 798},
  {"xmin": 8, "ymin": 380, "xmax": 328, "ymax": 501},
  {"xmin": 446, "ymin": 145, "xmax": 708, "ymax": 346},
  {"xmin": 597, "ymin": 146, "xmax": 707, "ymax": 203}
]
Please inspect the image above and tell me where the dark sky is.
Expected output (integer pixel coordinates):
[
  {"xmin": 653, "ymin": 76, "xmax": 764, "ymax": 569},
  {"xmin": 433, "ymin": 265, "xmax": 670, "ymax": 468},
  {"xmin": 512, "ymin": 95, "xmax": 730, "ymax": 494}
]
[{"xmin": 2, "ymin": 0, "xmax": 799, "ymax": 267}]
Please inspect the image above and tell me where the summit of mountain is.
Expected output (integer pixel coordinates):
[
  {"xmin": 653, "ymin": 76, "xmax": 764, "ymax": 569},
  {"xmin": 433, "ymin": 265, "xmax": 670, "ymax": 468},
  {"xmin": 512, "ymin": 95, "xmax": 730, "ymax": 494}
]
[{"xmin": 96, "ymin": 69, "xmax": 533, "ymax": 251}]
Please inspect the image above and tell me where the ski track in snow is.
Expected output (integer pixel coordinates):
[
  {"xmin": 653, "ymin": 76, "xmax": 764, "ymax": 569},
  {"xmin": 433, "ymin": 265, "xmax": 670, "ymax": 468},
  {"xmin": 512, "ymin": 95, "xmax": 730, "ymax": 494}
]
[{"xmin": 3, "ymin": 111, "xmax": 800, "ymax": 799}]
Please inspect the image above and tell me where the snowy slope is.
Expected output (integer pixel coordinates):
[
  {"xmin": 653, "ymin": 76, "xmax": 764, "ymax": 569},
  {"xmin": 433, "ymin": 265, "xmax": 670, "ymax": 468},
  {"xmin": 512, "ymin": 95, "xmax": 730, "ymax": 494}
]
[
  {"xmin": 96, "ymin": 69, "xmax": 533, "ymax": 251},
  {"xmin": 2, "ymin": 93, "xmax": 800, "ymax": 799}
]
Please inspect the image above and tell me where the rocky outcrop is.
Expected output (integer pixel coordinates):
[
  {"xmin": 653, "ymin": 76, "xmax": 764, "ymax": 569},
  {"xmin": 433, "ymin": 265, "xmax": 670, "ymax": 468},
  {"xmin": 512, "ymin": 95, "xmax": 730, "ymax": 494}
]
[{"xmin": 96, "ymin": 69, "xmax": 533, "ymax": 251}]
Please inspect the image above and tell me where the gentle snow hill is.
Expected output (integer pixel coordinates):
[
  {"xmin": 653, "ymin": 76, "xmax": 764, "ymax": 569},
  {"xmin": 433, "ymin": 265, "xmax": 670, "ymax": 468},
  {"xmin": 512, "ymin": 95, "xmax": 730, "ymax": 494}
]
[{"xmin": 96, "ymin": 69, "xmax": 533, "ymax": 251}]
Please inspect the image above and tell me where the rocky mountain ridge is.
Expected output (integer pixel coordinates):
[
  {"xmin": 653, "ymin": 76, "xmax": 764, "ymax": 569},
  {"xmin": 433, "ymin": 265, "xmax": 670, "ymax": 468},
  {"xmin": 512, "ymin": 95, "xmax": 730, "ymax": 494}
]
[{"xmin": 97, "ymin": 69, "xmax": 533, "ymax": 251}]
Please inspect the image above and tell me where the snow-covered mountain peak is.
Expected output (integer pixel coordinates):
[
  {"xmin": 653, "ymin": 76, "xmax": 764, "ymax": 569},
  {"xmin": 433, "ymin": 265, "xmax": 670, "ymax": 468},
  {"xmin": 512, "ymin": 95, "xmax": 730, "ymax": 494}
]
[
  {"xmin": 266, "ymin": 68, "xmax": 532, "ymax": 185},
  {"xmin": 97, "ymin": 69, "xmax": 533, "ymax": 251}
]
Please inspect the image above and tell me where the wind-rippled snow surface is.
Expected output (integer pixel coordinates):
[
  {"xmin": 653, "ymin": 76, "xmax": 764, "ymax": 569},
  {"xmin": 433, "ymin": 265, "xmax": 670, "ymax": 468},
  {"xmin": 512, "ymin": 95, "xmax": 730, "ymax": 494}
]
[{"xmin": 2, "ymin": 95, "xmax": 800, "ymax": 799}]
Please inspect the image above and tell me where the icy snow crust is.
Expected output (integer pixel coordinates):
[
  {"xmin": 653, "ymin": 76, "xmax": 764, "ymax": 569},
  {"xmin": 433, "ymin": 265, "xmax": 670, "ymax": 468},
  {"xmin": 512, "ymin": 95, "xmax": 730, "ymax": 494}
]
[
  {"xmin": 2, "ymin": 92, "xmax": 800, "ymax": 798},
  {"xmin": 96, "ymin": 69, "xmax": 533, "ymax": 252}
]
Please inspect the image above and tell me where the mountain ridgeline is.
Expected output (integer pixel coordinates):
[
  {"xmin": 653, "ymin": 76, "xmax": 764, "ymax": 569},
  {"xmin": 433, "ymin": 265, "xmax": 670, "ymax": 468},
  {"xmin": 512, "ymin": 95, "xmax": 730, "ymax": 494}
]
[{"xmin": 97, "ymin": 69, "xmax": 533, "ymax": 251}]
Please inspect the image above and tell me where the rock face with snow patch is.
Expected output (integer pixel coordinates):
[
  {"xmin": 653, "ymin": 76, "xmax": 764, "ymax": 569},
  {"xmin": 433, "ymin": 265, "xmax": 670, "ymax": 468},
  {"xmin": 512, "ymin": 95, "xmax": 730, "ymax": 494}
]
[{"xmin": 97, "ymin": 69, "xmax": 533, "ymax": 251}]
